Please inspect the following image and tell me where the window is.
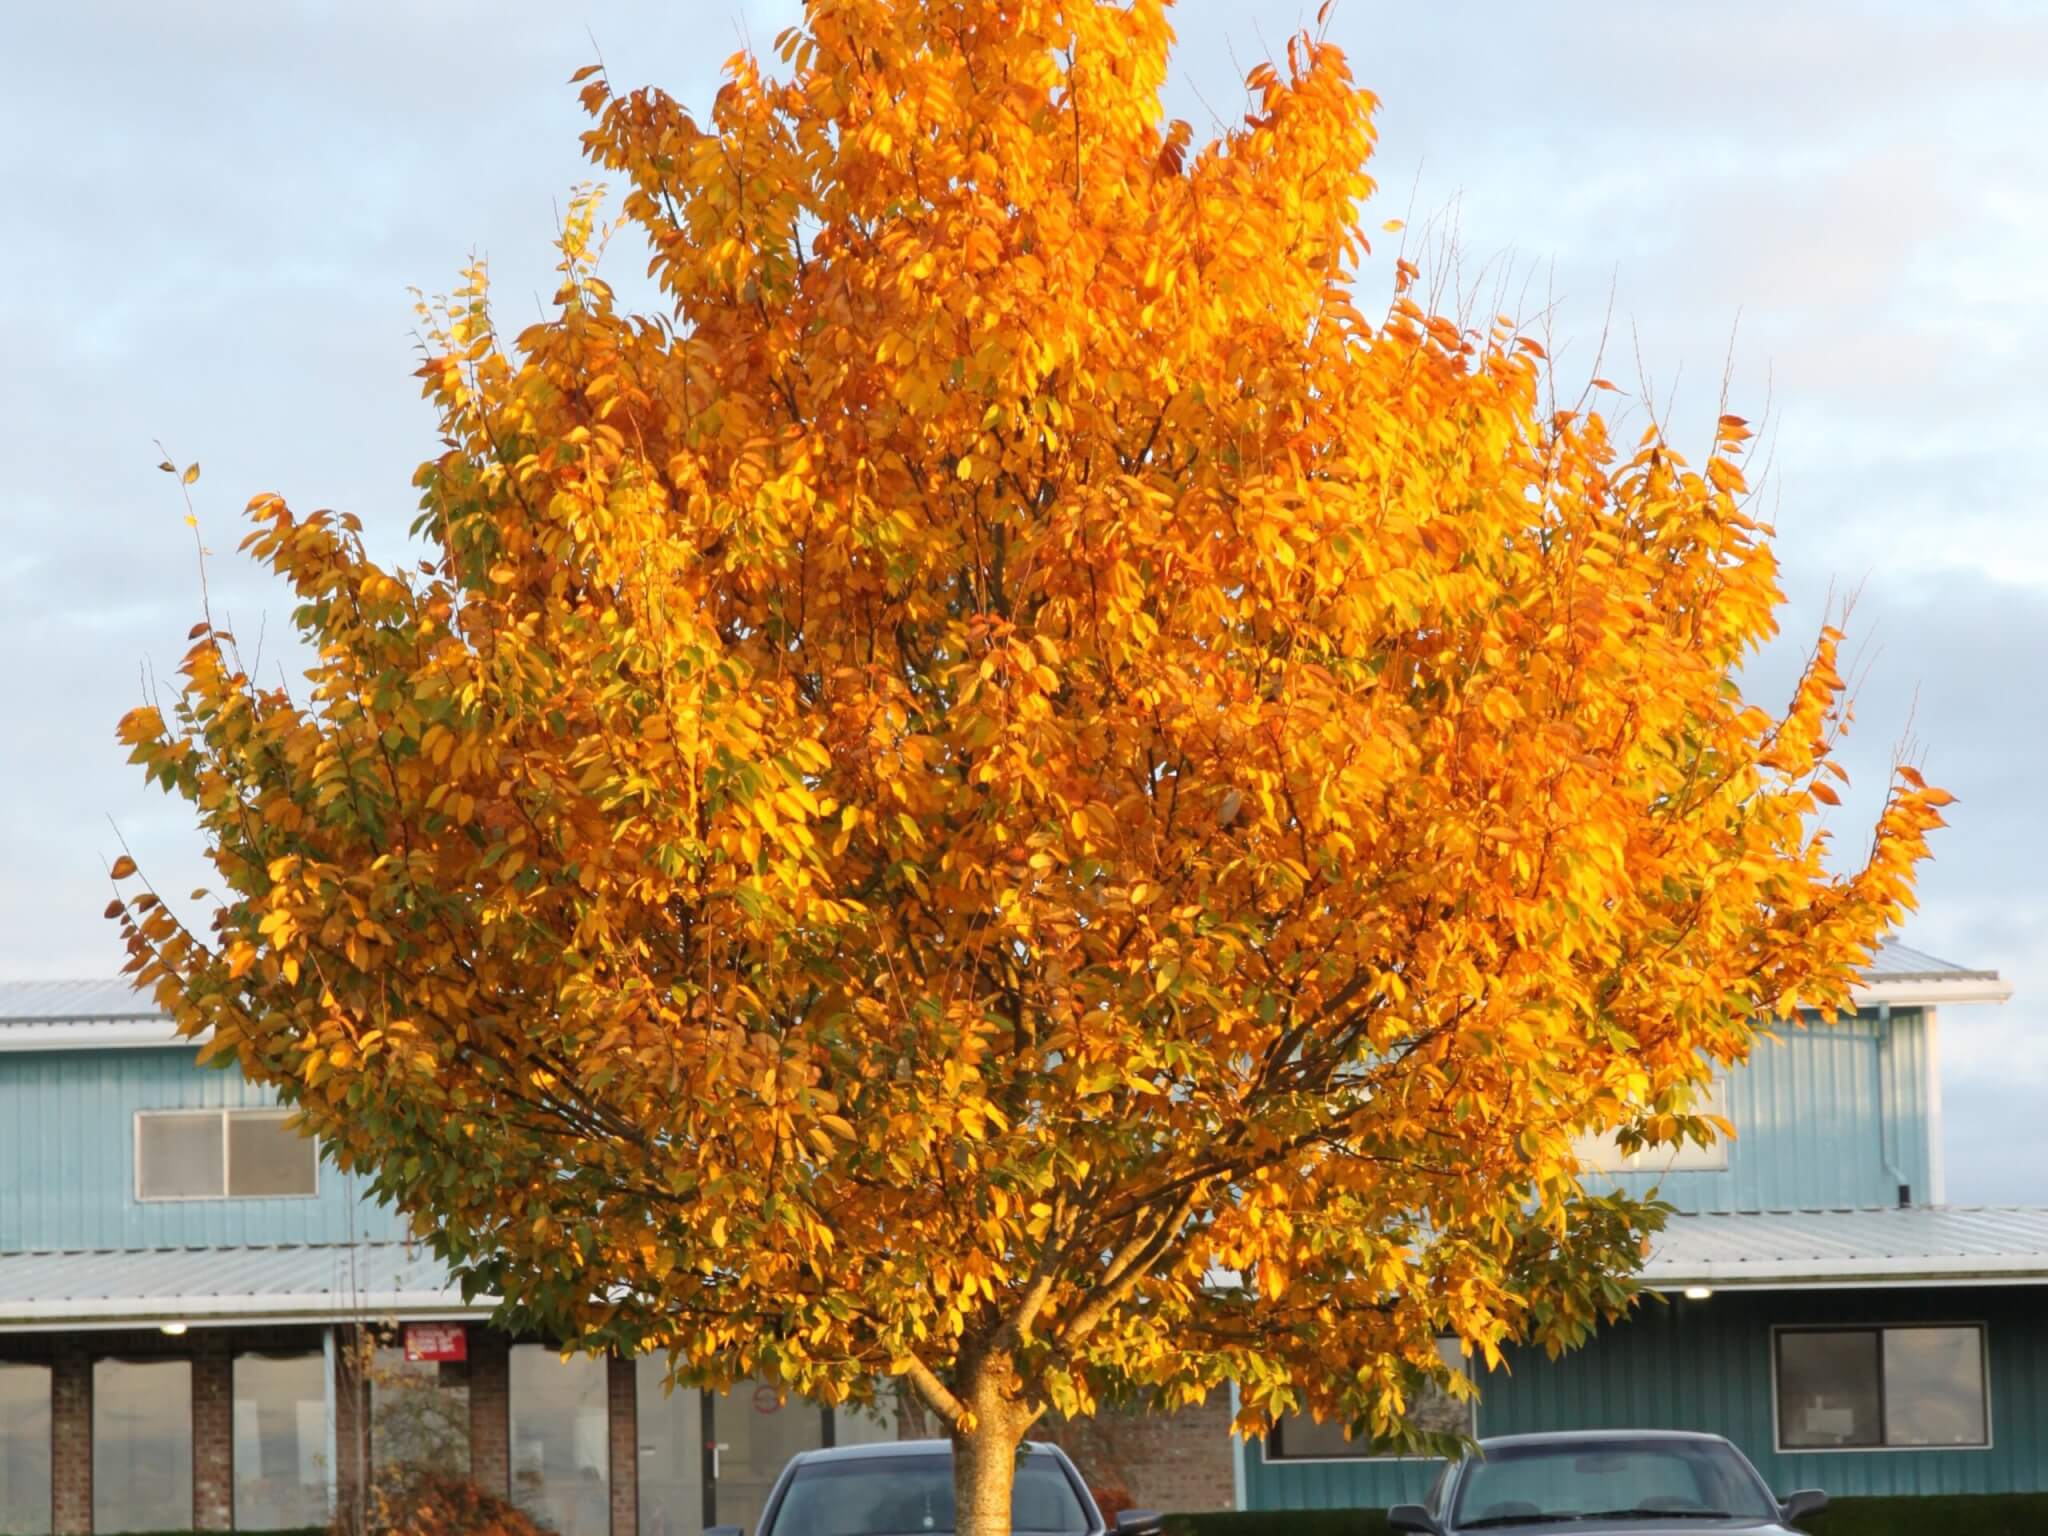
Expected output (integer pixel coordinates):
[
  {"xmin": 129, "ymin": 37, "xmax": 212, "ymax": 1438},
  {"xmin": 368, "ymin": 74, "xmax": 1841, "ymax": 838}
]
[
  {"xmin": 136, "ymin": 1109, "xmax": 318, "ymax": 1200},
  {"xmin": 762, "ymin": 1449, "xmax": 1089, "ymax": 1536},
  {"xmin": 0, "ymin": 1363, "xmax": 52, "ymax": 1536},
  {"xmin": 1450, "ymin": 1436, "xmax": 1776, "ymax": 1525},
  {"xmin": 371, "ymin": 1344, "xmax": 470, "ymax": 1483},
  {"xmin": 634, "ymin": 1356, "xmax": 702, "ymax": 1536},
  {"xmin": 1776, "ymin": 1325, "xmax": 1989, "ymax": 1450},
  {"xmin": 1266, "ymin": 1339, "xmax": 1472, "ymax": 1459},
  {"xmin": 234, "ymin": 1352, "xmax": 330, "ymax": 1530},
  {"xmin": 95, "ymin": 1358, "xmax": 193, "ymax": 1533},
  {"xmin": 509, "ymin": 1347, "xmax": 609, "ymax": 1536},
  {"xmin": 1573, "ymin": 1077, "xmax": 1730, "ymax": 1174}
]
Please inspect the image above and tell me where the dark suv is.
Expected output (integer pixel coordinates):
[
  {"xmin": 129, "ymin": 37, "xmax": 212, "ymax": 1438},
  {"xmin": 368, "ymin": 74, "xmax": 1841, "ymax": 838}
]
[
  {"xmin": 1388, "ymin": 1431, "xmax": 1828, "ymax": 1535},
  {"xmin": 720, "ymin": 1439, "xmax": 1160, "ymax": 1536}
]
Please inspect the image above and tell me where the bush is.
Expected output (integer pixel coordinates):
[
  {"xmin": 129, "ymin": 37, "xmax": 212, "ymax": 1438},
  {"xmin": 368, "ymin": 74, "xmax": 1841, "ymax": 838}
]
[
  {"xmin": 1807, "ymin": 1493, "xmax": 2048, "ymax": 1536},
  {"xmin": 349, "ymin": 1471, "xmax": 554, "ymax": 1536},
  {"xmin": 1163, "ymin": 1492, "xmax": 2048, "ymax": 1536},
  {"xmin": 1164, "ymin": 1512, "xmax": 1390, "ymax": 1536}
]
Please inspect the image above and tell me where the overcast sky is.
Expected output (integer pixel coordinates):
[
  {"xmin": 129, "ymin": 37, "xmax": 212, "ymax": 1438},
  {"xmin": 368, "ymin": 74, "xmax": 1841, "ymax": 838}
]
[{"xmin": 3, "ymin": 2, "xmax": 2042, "ymax": 1201}]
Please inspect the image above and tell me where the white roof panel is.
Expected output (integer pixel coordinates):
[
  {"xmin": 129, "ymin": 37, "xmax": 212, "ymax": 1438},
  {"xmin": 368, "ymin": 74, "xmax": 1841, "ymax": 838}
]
[
  {"xmin": 0, "ymin": 978, "xmax": 170, "ymax": 1022},
  {"xmin": 1643, "ymin": 1206, "xmax": 2048, "ymax": 1289},
  {"xmin": 0, "ymin": 979, "xmax": 197, "ymax": 1050},
  {"xmin": 0, "ymin": 1241, "xmax": 490, "ymax": 1329}
]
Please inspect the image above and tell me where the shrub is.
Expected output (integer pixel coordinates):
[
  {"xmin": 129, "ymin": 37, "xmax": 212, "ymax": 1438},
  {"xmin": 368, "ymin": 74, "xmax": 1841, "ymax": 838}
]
[
  {"xmin": 349, "ymin": 1471, "xmax": 554, "ymax": 1536},
  {"xmin": 1163, "ymin": 1492, "xmax": 2048, "ymax": 1536},
  {"xmin": 1092, "ymin": 1486, "xmax": 1138, "ymax": 1524},
  {"xmin": 1807, "ymin": 1493, "xmax": 2048, "ymax": 1536},
  {"xmin": 1163, "ymin": 1512, "xmax": 1389, "ymax": 1536}
]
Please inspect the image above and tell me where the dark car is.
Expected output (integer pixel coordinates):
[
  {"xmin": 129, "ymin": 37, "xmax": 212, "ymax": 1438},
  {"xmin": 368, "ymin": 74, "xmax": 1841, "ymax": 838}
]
[
  {"xmin": 715, "ymin": 1438, "xmax": 1162, "ymax": 1536},
  {"xmin": 1388, "ymin": 1430, "xmax": 1828, "ymax": 1535}
]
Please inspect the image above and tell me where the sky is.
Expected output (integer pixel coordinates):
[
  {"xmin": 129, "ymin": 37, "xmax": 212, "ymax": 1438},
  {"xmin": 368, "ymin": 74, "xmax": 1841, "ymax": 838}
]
[{"xmin": 2, "ymin": 2, "xmax": 2042, "ymax": 1200}]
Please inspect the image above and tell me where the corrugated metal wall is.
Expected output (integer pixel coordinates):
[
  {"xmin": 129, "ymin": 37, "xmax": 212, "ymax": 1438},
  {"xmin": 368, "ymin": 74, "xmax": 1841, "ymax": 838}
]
[
  {"xmin": 1244, "ymin": 1286, "xmax": 2048, "ymax": 1509},
  {"xmin": 1587, "ymin": 1009, "xmax": 1932, "ymax": 1214},
  {"xmin": 0, "ymin": 1047, "xmax": 406, "ymax": 1251}
]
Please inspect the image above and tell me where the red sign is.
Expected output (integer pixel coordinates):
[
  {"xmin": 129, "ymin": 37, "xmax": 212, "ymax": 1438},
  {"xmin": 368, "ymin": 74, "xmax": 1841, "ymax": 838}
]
[{"xmin": 403, "ymin": 1323, "xmax": 468, "ymax": 1363}]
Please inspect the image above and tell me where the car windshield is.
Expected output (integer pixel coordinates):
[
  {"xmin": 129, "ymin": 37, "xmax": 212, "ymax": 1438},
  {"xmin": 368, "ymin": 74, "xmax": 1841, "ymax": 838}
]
[
  {"xmin": 764, "ymin": 1451, "xmax": 1092, "ymax": 1536},
  {"xmin": 1452, "ymin": 1439, "xmax": 1778, "ymax": 1527}
]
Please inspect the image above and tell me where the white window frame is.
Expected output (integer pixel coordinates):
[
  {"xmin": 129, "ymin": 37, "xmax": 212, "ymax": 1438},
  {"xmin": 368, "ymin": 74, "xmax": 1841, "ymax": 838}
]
[
  {"xmin": 134, "ymin": 1108, "xmax": 320, "ymax": 1203},
  {"xmin": 1261, "ymin": 1339, "xmax": 1475, "ymax": 1463},
  {"xmin": 1770, "ymin": 1322, "xmax": 1992, "ymax": 1454},
  {"xmin": 1572, "ymin": 1074, "xmax": 1731, "ymax": 1175}
]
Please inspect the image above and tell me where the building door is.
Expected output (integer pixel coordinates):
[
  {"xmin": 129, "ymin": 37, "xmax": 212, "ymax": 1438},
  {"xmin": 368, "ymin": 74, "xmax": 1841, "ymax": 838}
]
[
  {"xmin": 634, "ymin": 1363, "xmax": 834, "ymax": 1536},
  {"xmin": 704, "ymin": 1381, "xmax": 832, "ymax": 1536}
]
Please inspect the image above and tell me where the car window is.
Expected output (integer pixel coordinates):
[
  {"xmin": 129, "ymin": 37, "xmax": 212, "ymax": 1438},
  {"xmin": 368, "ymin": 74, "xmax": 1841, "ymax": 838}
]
[
  {"xmin": 1452, "ymin": 1439, "xmax": 1777, "ymax": 1524},
  {"xmin": 1425, "ymin": 1462, "xmax": 1451, "ymax": 1517},
  {"xmin": 765, "ymin": 1451, "xmax": 1091, "ymax": 1536}
]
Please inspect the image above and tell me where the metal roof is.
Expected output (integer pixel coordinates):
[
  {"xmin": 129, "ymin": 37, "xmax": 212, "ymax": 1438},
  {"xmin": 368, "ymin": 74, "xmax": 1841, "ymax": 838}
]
[
  {"xmin": 0, "ymin": 979, "xmax": 199, "ymax": 1051},
  {"xmin": 1854, "ymin": 938, "xmax": 2011, "ymax": 1005},
  {"xmin": 0, "ymin": 1241, "xmax": 489, "ymax": 1330},
  {"xmin": 1642, "ymin": 1206, "xmax": 2048, "ymax": 1290},
  {"xmin": 1863, "ymin": 939, "xmax": 1998, "ymax": 982},
  {"xmin": 0, "ymin": 978, "xmax": 174, "ymax": 1021}
]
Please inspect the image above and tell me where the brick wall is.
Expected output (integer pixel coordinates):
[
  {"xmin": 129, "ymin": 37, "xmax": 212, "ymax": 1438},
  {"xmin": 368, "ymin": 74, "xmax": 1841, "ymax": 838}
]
[
  {"xmin": 891, "ymin": 1379, "xmax": 1239, "ymax": 1516},
  {"xmin": 607, "ymin": 1355, "xmax": 638, "ymax": 1536},
  {"xmin": 468, "ymin": 1327, "xmax": 511, "ymax": 1498},
  {"xmin": 191, "ymin": 1334, "xmax": 234, "ymax": 1530},
  {"xmin": 1035, "ymin": 1394, "xmax": 1238, "ymax": 1516},
  {"xmin": 50, "ymin": 1348, "xmax": 91, "ymax": 1536}
]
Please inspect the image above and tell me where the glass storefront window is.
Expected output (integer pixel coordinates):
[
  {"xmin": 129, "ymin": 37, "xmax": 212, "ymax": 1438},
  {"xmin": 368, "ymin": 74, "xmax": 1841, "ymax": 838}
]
[
  {"xmin": 509, "ymin": 1347, "xmax": 609, "ymax": 1536},
  {"xmin": 831, "ymin": 1384, "xmax": 902, "ymax": 1449},
  {"xmin": 370, "ymin": 1343, "xmax": 471, "ymax": 1481},
  {"xmin": 705, "ymin": 1380, "xmax": 832, "ymax": 1536},
  {"xmin": 233, "ymin": 1352, "xmax": 329, "ymax": 1530},
  {"xmin": 635, "ymin": 1357, "xmax": 703, "ymax": 1536},
  {"xmin": 0, "ymin": 1363, "xmax": 52, "ymax": 1536},
  {"xmin": 94, "ymin": 1358, "xmax": 193, "ymax": 1534}
]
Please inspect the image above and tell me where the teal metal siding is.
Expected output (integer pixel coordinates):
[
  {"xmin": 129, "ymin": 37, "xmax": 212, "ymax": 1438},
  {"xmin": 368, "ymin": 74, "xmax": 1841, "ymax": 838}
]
[
  {"xmin": 0, "ymin": 1047, "xmax": 406, "ymax": 1251},
  {"xmin": 1244, "ymin": 1286, "xmax": 2048, "ymax": 1510},
  {"xmin": 1587, "ymin": 1009, "xmax": 1932, "ymax": 1214}
]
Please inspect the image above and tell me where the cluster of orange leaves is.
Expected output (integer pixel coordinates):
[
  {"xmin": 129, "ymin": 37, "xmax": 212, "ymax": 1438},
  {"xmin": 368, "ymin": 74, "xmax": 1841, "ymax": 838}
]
[{"xmin": 113, "ymin": 0, "xmax": 1946, "ymax": 1485}]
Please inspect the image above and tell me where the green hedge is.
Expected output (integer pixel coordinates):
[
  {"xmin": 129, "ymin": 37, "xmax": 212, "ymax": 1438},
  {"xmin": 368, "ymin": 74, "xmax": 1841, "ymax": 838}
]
[
  {"xmin": 1165, "ymin": 1492, "xmax": 2048, "ymax": 1536},
  {"xmin": 1806, "ymin": 1494, "xmax": 2048, "ymax": 1536},
  {"xmin": 1164, "ymin": 1513, "xmax": 1391, "ymax": 1536}
]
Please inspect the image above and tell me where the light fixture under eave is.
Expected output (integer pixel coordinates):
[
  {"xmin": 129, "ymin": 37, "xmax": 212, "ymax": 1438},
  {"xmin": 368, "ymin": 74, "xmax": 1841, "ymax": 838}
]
[
  {"xmin": 1682, "ymin": 1286, "xmax": 1714, "ymax": 1301},
  {"xmin": 159, "ymin": 1322, "xmax": 189, "ymax": 1336}
]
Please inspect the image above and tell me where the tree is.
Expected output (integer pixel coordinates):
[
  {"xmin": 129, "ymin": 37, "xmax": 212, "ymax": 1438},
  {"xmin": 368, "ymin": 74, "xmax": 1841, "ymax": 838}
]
[{"xmin": 112, "ymin": 3, "xmax": 1950, "ymax": 1531}]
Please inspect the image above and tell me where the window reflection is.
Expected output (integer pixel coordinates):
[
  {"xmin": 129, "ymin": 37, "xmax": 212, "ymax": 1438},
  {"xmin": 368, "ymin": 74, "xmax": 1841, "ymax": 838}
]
[
  {"xmin": 233, "ymin": 1352, "xmax": 329, "ymax": 1530},
  {"xmin": 509, "ymin": 1347, "xmax": 609, "ymax": 1536},
  {"xmin": 1885, "ymin": 1327, "xmax": 1988, "ymax": 1447},
  {"xmin": 1776, "ymin": 1325, "xmax": 1989, "ymax": 1451},
  {"xmin": 0, "ymin": 1363, "xmax": 52, "ymax": 1536},
  {"xmin": 1776, "ymin": 1330, "xmax": 1882, "ymax": 1448},
  {"xmin": 634, "ymin": 1357, "xmax": 702, "ymax": 1536},
  {"xmin": 371, "ymin": 1345, "xmax": 471, "ymax": 1480},
  {"xmin": 94, "ymin": 1358, "xmax": 193, "ymax": 1533}
]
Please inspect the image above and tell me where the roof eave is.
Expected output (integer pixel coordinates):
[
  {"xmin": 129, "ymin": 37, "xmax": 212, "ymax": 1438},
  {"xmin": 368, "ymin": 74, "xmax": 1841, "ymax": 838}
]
[
  {"xmin": 1645, "ymin": 1255, "xmax": 2048, "ymax": 1290},
  {"xmin": 0, "ymin": 1288, "xmax": 495, "ymax": 1331},
  {"xmin": 1852, "ymin": 976, "xmax": 2013, "ymax": 1007},
  {"xmin": 0, "ymin": 1021, "xmax": 208, "ymax": 1052}
]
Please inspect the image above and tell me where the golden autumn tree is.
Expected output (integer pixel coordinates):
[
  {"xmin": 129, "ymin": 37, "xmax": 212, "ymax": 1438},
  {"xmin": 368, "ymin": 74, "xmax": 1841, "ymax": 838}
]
[{"xmin": 112, "ymin": 3, "xmax": 1950, "ymax": 1531}]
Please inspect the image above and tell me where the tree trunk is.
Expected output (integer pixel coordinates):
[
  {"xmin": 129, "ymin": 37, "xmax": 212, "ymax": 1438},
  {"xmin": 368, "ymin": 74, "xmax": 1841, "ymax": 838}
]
[
  {"xmin": 950, "ymin": 1348, "xmax": 1032, "ymax": 1536},
  {"xmin": 952, "ymin": 1421, "xmax": 1023, "ymax": 1536}
]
